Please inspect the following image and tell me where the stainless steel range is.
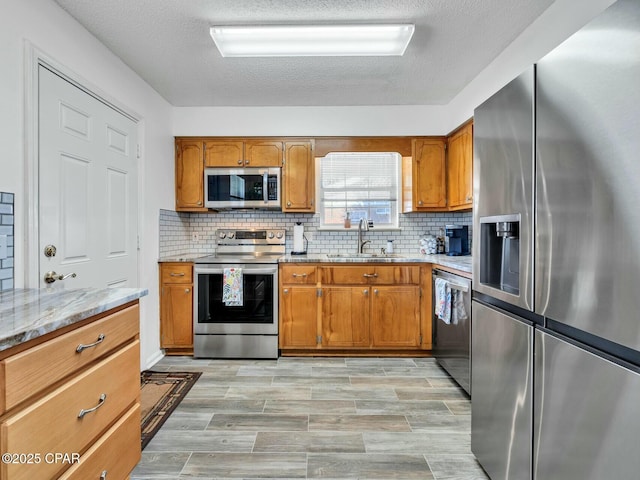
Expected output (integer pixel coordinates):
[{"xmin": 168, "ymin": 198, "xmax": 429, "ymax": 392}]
[{"xmin": 193, "ymin": 229, "xmax": 285, "ymax": 358}]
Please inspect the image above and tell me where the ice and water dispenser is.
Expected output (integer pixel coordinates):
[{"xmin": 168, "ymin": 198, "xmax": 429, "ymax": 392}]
[{"xmin": 479, "ymin": 215, "xmax": 520, "ymax": 295}]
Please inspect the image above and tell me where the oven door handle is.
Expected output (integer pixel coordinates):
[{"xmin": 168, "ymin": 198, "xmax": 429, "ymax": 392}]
[
  {"xmin": 263, "ymin": 173, "xmax": 268, "ymax": 204},
  {"xmin": 195, "ymin": 266, "xmax": 278, "ymax": 275}
]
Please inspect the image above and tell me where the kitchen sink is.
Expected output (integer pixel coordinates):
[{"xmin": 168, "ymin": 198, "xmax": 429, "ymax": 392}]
[{"xmin": 326, "ymin": 253, "xmax": 404, "ymax": 259}]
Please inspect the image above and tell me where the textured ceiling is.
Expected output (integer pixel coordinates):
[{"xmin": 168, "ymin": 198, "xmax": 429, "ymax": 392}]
[{"xmin": 53, "ymin": 0, "xmax": 555, "ymax": 107}]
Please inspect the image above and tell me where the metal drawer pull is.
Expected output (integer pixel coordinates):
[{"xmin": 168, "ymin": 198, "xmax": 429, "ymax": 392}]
[
  {"xmin": 76, "ymin": 334, "xmax": 105, "ymax": 353},
  {"xmin": 78, "ymin": 393, "xmax": 107, "ymax": 419},
  {"xmin": 363, "ymin": 273, "xmax": 378, "ymax": 278},
  {"xmin": 170, "ymin": 272, "xmax": 186, "ymax": 277},
  {"xmin": 100, "ymin": 470, "xmax": 108, "ymax": 480},
  {"xmin": 292, "ymin": 273, "xmax": 307, "ymax": 278}
]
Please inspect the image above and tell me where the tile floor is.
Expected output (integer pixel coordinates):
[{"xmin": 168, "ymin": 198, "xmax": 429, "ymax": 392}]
[{"xmin": 132, "ymin": 356, "xmax": 489, "ymax": 480}]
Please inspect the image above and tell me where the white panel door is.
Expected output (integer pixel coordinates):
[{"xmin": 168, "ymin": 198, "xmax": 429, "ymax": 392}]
[{"xmin": 39, "ymin": 65, "xmax": 138, "ymax": 288}]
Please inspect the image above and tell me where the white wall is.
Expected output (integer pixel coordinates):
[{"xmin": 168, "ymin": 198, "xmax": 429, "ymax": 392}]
[
  {"xmin": 0, "ymin": 0, "xmax": 173, "ymax": 369},
  {"xmin": 174, "ymin": 0, "xmax": 616, "ymax": 136}
]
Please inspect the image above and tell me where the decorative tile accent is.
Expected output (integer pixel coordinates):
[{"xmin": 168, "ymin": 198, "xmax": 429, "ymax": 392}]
[
  {"xmin": 0, "ymin": 192, "xmax": 14, "ymax": 292},
  {"xmin": 158, "ymin": 208, "xmax": 472, "ymax": 258}
]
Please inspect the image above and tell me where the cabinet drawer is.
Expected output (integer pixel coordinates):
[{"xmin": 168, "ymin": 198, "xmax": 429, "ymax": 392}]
[
  {"xmin": 161, "ymin": 263, "xmax": 193, "ymax": 284},
  {"xmin": 0, "ymin": 305, "xmax": 139, "ymax": 414},
  {"xmin": 0, "ymin": 341, "xmax": 140, "ymax": 480},
  {"xmin": 59, "ymin": 404, "xmax": 141, "ymax": 480},
  {"xmin": 280, "ymin": 265, "xmax": 317, "ymax": 284},
  {"xmin": 322, "ymin": 265, "xmax": 420, "ymax": 285}
]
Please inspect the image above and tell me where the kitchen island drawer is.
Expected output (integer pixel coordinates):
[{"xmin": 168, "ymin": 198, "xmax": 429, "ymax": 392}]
[
  {"xmin": 59, "ymin": 403, "xmax": 141, "ymax": 480},
  {"xmin": 0, "ymin": 304, "xmax": 139, "ymax": 414},
  {"xmin": 280, "ymin": 264, "xmax": 317, "ymax": 284},
  {"xmin": 322, "ymin": 265, "xmax": 420, "ymax": 285},
  {"xmin": 0, "ymin": 341, "xmax": 140, "ymax": 480}
]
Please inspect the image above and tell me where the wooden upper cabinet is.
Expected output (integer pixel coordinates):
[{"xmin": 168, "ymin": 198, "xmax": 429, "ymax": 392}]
[
  {"xmin": 245, "ymin": 140, "xmax": 283, "ymax": 167},
  {"xmin": 175, "ymin": 140, "xmax": 206, "ymax": 211},
  {"xmin": 204, "ymin": 140, "xmax": 244, "ymax": 167},
  {"xmin": 403, "ymin": 138, "xmax": 447, "ymax": 212},
  {"xmin": 447, "ymin": 121, "xmax": 473, "ymax": 211},
  {"xmin": 282, "ymin": 141, "xmax": 314, "ymax": 212}
]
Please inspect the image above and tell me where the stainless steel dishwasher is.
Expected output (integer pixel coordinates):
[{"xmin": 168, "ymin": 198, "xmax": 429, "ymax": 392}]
[{"xmin": 432, "ymin": 268, "xmax": 472, "ymax": 394}]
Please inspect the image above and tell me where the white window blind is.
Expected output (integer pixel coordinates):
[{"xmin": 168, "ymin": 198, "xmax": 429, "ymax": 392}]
[{"xmin": 318, "ymin": 152, "xmax": 400, "ymax": 228}]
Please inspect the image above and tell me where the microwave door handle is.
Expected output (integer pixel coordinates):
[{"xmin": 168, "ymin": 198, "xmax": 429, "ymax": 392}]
[{"xmin": 263, "ymin": 173, "xmax": 268, "ymax": 204}]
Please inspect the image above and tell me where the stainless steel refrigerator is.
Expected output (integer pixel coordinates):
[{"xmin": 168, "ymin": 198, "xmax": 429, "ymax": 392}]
[{"xmin": 472, "ymin": 1, "xmax": 640, "ymax": 479}]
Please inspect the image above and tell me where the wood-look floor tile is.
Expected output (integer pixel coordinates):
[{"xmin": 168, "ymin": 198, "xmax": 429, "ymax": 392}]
[
  {"xmin": 406, "ymin": 414, "xmax": 471, "ymax": 433},
  {"xmin": 254, "ymin": 431, "xmax": 365, "ymax": 453},
  {"xmin": 271, "ymin": 375, "xmax": 350, "ymax": 386},
  {"xmin": 310, "ymin": 366, "xmax": 386, "ymax": 377},
  {"xmin": 349, "ymin": 376, "xmax": 430, "ymax": 387},
  {"xmin": 182, "ymin": 452, "xmax": 307, "ymax": 478},
  {"xmin": 194, "ymin": 375, "xmax": 275, "ymax": 386},
  {"xmin": 445, "ymin": 400, "xmax": 472, "ymax": 415},
  {"xmin": 173, "ymin": 398, "xmax": 266, "ymax": 414},
  {"xmin": 311, "ymin": 385, "xmax": 398, "ymax": 401},
  {"xmin": 159, "ymin": 410, "xmax": 213, "ymax": 431},
  {"xmin": 225, "ymin": 386, "xmax": 311, "ymax": 400},
  {"xmin": 383, "ymin": 366, "xmax": 450, "ymax": 377},
  {"xmin": 426, "ymin": 454, "xmax": 489, "ymax": 480},
  {"xmin": 309, "ymin": 414, "xmax": 411, "ymax": 432},
  {"xmin": 143, "ymin": 430, "xmax": 256, "ymax": 453},
  {"xmin": 343, "ymin": 358, "xmax": 418, "ymax": 368},
  {"xmin": 237, "ymin": 365, "xmax": 313, "ymax": 377},
  {"xmin": 130, "ymin": 451, "xmax": 190, "ymax": 478},
  {"xmin": 307, "ymin": 453, "xmax": 433, "ymax": 479},
  {"xmin": 363, "ymin": 432, "xmax": 471, "ymax": 454},
  {"xmin": 207, "ymin": 413, "xmax": 309, "ymax": 432},
  {"xmin": 263, "ymin": 400, "xmax": 356, "ymax": 415},
  {"xmin": 355, "ymin": 399, "xmax": 451, "ymax": 415},
  {"xmin": 395, "ymin": 386, "xmax": 469, "ymax": 401}
]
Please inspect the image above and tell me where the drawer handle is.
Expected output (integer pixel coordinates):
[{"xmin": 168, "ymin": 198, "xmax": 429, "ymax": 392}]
[
  {"xmin": 363, "ymin": 273, "xmax": 378, "ymax": 278},
  {"xmin": 170, "ymin": 272, "xmax": 186, "ymax": 277},
  {"xmin": 78, "ymin": 393, "xmax": 107, "ymax": 419},
  {"xmin": 292, "ymin": 273, "xmax": 307, "ymax": 278},
  {"xmin": 76, "ymin": 334, "xmax": 106, "ymax": 353},
  {"xmin": 100, "ymin": 470, "xmax": 108, "ymax": 480}
]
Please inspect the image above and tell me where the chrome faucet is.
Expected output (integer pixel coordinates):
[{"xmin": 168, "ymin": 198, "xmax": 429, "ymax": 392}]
[{"xmin": 357, "ymin": 218, "xmax": 371, "ymax": 254}]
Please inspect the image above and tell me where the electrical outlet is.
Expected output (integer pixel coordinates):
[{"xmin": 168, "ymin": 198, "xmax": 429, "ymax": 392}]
[{"xmin": 191, "ymin": 231, "xmax": 200, "ymax": 242}]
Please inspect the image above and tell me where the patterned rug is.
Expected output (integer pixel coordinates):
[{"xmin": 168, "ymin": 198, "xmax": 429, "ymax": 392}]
[{"xmin": 140, "ymin": 370, "xmax": 202, "ymax": 449}]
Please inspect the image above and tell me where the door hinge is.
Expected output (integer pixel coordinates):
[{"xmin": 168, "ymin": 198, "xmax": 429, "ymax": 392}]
[
  {"xmin": 316, "ymin": 335, "xmax": 322, "ymax": 344},
  {"xmin": 317, "ymin": 288, "xmax": 322, "ymax": 297},
  {"xmin": 419, "ymin": 288, "xmax": 423, "ymax": 298},
  {"xmin": 137, "ymin": 144, "xmax": 141, "ymax": 159},
  {"xmin": 420, "ymin": 335, "xmax": 423, "ymax": 344}
]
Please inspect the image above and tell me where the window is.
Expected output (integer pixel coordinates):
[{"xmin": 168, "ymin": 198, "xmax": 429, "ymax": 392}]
[{"xmin": 317, "ymin": 152, "xmax": 401, "ymax": 229}]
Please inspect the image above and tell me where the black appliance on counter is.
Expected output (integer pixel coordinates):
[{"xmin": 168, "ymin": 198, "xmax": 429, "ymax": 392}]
[{"xmin": 445, "ymin": 225, "xmax": 469, "ymax": 256}]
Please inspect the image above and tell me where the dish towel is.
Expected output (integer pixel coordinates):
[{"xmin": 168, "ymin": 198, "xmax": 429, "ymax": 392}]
[
  {"xmin": 451, "ymin": 289, "xmax": 468, "ymax": 325},
  {"xmin": 223, "ymin": 267, "xmax": 243, "ymax": 306},
  {"xmin": 434, "ymin": 277, "xmax": 452, "ymax": 324}
]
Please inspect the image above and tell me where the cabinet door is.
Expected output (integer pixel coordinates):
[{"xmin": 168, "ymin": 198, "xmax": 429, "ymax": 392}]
[
  {"xmin": 283, "ymin": 141, "xmax": 314, "ymax": 212},
  {"xmin": 279, "ymin": 287, "xmax": 318, "ymax": 348},
  {"xmin": 160, "ymin": 283, "xmax": 193, "ymax": 348},
  {"xmin": 371, "ymin": 286, "xmax": 421, "ymax": 348},
  {"xmin": 447, "ymin": 122, "xmax": 473, "ymax": 210},
  {"xmin": 204, "ymin": 140, "xmax": 244, "ymax": 167},
  {"xmin": 412, "ymin": 138, "xmax": 447, "ymax": 209},
  {"xmin": 244, "ymin": 140, "xmax": 283, "ymax": 167},
  {"xmin": 175, "ymin": 140, "xmax": 206, "ymax": 211},
  {"xmin": 321, "ymin": 287, "xmax": 370, "ymax": 347}
]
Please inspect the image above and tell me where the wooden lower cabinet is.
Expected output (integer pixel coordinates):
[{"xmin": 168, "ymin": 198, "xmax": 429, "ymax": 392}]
[
  {"xmin": 321, "ymin": 287, "xmax": 370, "ymax": 348},
  {"xmin": 279, "ymin": 263, "xmax": 429, "ymax": 353},
  {"xmin": 159, "ymin": 262, "xmax": 194, "ymax": 354},
  {"xmin": 371, "ymin": 286, "xmax": 421, "ymax": 348},
  {"xmin": 280, "ymin": 286, "xmax": 318, "ymax": 348},
  {"xmin": 0, "ymin": 303, "xmax": 141, "ymax": 480}
]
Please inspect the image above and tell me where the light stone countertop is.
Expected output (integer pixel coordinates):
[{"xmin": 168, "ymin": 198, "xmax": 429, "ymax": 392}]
[
  {"xmin": 0, "ymin": 287, "xmax": 148, "ymax": 353},
  {"xmin": 279, "ymin": 253, "xmax": 472, "ymax": 274}
]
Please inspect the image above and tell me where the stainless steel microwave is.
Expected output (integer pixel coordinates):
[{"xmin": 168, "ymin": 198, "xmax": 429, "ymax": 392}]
[{"xmin": 204, "ymin": 167, "xmax": 281, "ymax": 209}]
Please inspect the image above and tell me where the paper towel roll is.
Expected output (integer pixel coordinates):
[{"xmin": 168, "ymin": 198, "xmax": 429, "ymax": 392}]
[{"xmin": 293, "ymin": 223, "xmax": 306, "ymax": 253}]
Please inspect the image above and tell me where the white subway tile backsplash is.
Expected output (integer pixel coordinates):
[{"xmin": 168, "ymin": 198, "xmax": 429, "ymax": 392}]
[{"xmin": 159, "ymin": 209, "xmax": 472, "ymax": 258}]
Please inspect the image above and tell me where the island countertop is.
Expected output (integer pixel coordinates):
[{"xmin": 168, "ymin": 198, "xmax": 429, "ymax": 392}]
[{"xmin": 0, "ymin": 287, "xmax": 148, "ymax": 353}]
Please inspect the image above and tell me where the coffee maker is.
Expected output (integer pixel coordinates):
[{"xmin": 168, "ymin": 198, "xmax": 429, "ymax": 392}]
[{"xmin": 445, "ymin": 225, "xmax": 470, "ymax": 256}]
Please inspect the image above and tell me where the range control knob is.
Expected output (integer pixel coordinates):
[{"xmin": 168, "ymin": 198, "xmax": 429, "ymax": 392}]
[
  {"xmin": 268, "ymin": 232, "xmax": 275, "ymax": 239},
  {"xmin": 276, "ymin": 231, "xmax": 284, "ymax": 239},
  {"xmin": 218, "ymin": 232, "xmax": 226, "ymax": 239},
  {"xmin": 228, "ymin": 232, "xmax": 235, "ymax": 239}
]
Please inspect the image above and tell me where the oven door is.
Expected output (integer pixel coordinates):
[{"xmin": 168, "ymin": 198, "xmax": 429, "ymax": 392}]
[{"xmin": 194, "ymin": 264, "xmax": 278, "ymax": 335}]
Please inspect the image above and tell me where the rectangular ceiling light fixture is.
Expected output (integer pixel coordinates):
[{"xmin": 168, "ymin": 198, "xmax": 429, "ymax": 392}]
[{"xmin": 209, "ymin": 24, "xmax": 415, "ymax": 57}]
